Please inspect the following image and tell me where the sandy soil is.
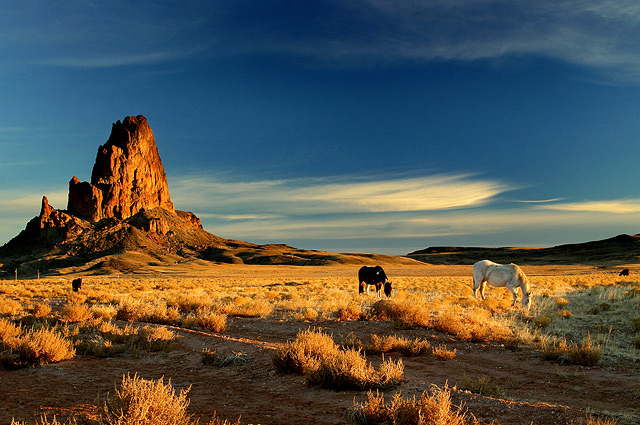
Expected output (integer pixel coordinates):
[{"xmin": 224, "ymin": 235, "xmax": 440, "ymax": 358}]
[{"xmin": 3, "ymin": 314, "xmax": 639, "ymax": 425}]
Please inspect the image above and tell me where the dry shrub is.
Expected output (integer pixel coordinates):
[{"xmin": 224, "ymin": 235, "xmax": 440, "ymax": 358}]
[
  {"xmin": 273, "ymin": 328, "xmax": 404, "ymax": 390},
  {"xmin": 368, "ymin": 300, "xmax": 430, "ymax": 328},
  {"xmin": 0, "ymin": 317, "xmax": 21, "ymax": 342},
  {"xmin": 430, "ymin": 309, "xmax": 467, "ymax": 337},
  {"xmin": 573, "ymin": 415, "xmax": 619, "ymax": 425},
  {"xmin": 138, "ymin": 325, "xmax": 176, "ymax": 352},
  {"xmin": 557, "ymin": 309, "xmax": 573, "ymax": 318},
  {"xmin": 98, "ymin": 321, "xmax": 139, "ymax": 344},
  {"xmin": 306, "ymin": 348, "xmax": 404, "ymax": 390},
  {"xmin": 189, "ymin": 308, "xmax": 226, "ymax": 333},
  {"xmin": 90, "ymin": 304, "xmax": 118, "ymax": 321},
  {"xmin": 66, "ymin": 292, "xmax": 87, "ymax": 304},
  {"xmin": 116, "ymin": 298, "xmax": 180, "ymax": 325},
  {"xmin": 431, "ymin": 306, "xmax": 512, "ymax": 343},
  {"xmin": 365, "ymin": 334, "xmax": 431, "ymax": 357},
  {"xmin": 0, "ymin": 298, "xmax": 23, "ymax": 316},
  {"xmin": 100, "ymin": 374, "xmax": 194, "ymax": 425},
  {"xmin": 206, "ymin": 413, "xmax": 241, "ymax": 425},
  {"xmin": 167, "ymin": 293, "xmax": 212, "ymax": 313},
  {"xmin": 33, "ymin": 303, "xmax": 52, "ymax": 318},
  {"xmin": 76, "ymin": 335, "xmax": 119, "ymax": 358},
  {"xmin": 431, "ymin": 344, "xmax": 457, "ymax": 360},
  {"xmin": 273, "ymin": 328, "xmax": 337, "ymax": 374},
  {"xmin": 346, "ymin": 385, "xmax": 477, "ymax": 425},
  {"xmin": 11, "ymin": 415, "xmax": 77, "ymax": 424},
  {"xmin": 15, "ymin": 327, "xmax": 76, "ymax": 364},
  {"xmin": 538, "ymin": 335, "xmax": 601, "ymax": 366},
  {"xmin": 335, "ymin": 302, "xmax": 362, "ymax": 321},
  {"xmin": 294, "ymin": 308, "xmax": 319, "ymax": 321},
  {"xmin": 59, "ymin": 303, "xmax": 93, "ymax": 323},
  {"xmin": 223, "ymin": 299, "xmax": 273, "ymax": 318}
]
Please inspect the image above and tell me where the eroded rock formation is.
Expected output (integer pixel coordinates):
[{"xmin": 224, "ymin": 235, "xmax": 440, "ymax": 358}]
[
  {"xmin": 68, "ymin": 115, "xmax": 174, "ymax": 222},
  {"xmin": 0, "ymin": 114, "xmax": 395, "ymax": 275}
]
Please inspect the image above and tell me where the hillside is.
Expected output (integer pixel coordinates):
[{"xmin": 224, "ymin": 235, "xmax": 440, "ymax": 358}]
[
  {"xmin": 406, "ymin": 233, "xmax": 640, "ymax": 266},
  {"xmin": 0, "ymin": 115, "xmax": 417, "ymax": 277}
]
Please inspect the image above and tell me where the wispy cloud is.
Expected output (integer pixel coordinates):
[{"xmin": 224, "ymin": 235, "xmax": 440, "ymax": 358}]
[
  {"xmin": 170, "ymin": 173, "xmax": 512, "ymax": 215},
  {"xmin": 225, "ymin": 0, "xmax": 640, "ymax": 81},
  {"xmin": 540, "ymin": 199, "xmax": 640, "ymax": 213},
  {"xmin": 168, "ymin": 172, "xmax": 640, "ymax": 248},
  {"xmin": 5, "ymin": 1, "xmax": 640, "ymax": 80}
]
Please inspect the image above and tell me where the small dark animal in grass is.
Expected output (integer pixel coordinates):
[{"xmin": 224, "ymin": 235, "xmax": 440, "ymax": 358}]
[
  {"xmin": 358, "ymin": 265, "xmax": 392, "ymax": 297},
  {"xmin": 72, "ymin": 278, "xmax": 82, "ymax": 292},
  {"xmin": 619, "ymin": 268, "xmax": 630, "ymax": 276}
]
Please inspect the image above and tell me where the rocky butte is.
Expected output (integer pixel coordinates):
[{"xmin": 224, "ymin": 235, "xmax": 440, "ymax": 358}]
[
  {"xmin": 67, "ymin": 115, "xmax": 174, "ymax": 222},
  {"xmin": 0, "ymin": 115, "xmax": 401, "ymax": 276}
]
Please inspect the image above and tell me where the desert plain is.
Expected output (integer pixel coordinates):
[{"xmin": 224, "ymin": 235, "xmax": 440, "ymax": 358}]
[{"xmin": 1, "ymin": 261, "xmax": 639, "ymax": 425}]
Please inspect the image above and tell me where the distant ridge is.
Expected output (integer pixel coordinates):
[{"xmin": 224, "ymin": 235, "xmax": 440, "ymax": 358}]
[{"xmin": 406, "ymin": 234, "xmax": 640, "ymax": 265}]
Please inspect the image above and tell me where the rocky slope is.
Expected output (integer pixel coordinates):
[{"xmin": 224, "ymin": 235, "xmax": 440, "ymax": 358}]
[{"xmin": 0, "ymin": 115, "xmax": 415, "ymax": 277}]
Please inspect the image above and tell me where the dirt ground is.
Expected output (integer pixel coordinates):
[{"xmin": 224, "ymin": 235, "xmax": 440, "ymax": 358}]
[{"xmin": 3, "ymin": 315, "xmax": 639, "ymax": 425}]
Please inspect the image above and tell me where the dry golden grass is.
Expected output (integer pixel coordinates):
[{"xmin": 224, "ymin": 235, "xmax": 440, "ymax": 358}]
[
  {"xmin": 11, "ymin": 415, "xmax": 77, "ymax": 425},
  {"xmin": 100, "ymin": 374, "xmax": 194, "ymax": 425},
  {"xmin": 365, "ymin": 334, "xmax": 432, "ymax": 357},
  {"xmin": 59, "ymin": 303, "xmax": 93, "ymax": 323},
  {"xmin": 346, "ymin": 385, "xmax": 479, "ymax": 425},
  {"xmin": 273, "ymin": 328, "xmax": 404, "ymax": 390},
  {"xmin": 182, "ymin": 308, "xmax": 227, "ymax": 333},
  {"xmin": 14, "ymin": 327, "xmax": 76, "ymax": 365},
  {"xmin": 1, "ymin": 264, "xmax": 638, "ymax": 363}
]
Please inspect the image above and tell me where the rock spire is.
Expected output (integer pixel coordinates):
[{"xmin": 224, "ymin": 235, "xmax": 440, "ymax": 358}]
[{"xmin": 67, "ymin": 115, "xmax": 174, "ymax": 221}]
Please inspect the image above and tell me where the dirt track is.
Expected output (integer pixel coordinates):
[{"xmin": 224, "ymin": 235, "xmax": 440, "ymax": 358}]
[{"xmin": 3, "ymin": 316, "xmax": 639, "ymax": 425}]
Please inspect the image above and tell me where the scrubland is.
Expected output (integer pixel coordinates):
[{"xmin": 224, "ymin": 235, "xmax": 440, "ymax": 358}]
[{"xmin": 1, "ymin": 264, "xmax": 638, "ymax": 424}]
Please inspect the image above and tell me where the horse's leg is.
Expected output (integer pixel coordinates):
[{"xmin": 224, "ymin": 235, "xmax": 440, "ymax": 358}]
[
  {"xmin": 472, "ymin": 277, "xmax": 478, "ymax": 298},
  {"xmin": 507, "ymin": 282, "xmax": 518, "ymax": 306},
  {"xmin": 479, "ymin": 280, "xmax": 486, "ymax": 300}
]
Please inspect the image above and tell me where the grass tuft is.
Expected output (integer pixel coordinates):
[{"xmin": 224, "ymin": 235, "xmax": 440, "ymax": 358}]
[
  {"xmin": 346, "ymin": 385, "xmax": 479, "ymax": 425},
  {"xmin": 273, "ymin": 328, "xmax": 404, "ymax": 390},
  {"xmin": 100, "ymin": 374, "xmax": 194, "ymax": 425}
]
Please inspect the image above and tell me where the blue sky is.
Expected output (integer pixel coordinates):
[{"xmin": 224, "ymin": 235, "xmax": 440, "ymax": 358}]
[{"xmin": 2, "ymin": 1, "xmax": 640, "ymax": 255}]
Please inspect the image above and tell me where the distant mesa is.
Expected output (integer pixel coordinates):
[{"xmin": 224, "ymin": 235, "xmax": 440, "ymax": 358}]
[
  {"xmin": 0, "ymin": 115, "xmax": 414, "ymax": 276},
  {"xmin": 407, "ymin": 233, "xmax": 640, "ymax": 266}
]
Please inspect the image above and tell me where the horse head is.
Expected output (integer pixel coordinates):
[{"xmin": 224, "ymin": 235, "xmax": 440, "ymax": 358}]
[{"xmin": 384, "ymin": 281, "xmax": 392, "ymax": 297}]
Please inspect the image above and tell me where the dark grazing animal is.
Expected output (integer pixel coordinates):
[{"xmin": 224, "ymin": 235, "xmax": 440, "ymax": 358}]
[
  {"xmin": 72, "ymin": 278, "xmax": 82, "ymax": 292},
  {"xmin": 619, "ymin": 268, "xmax": 630, "ymax": 276},
  {"xmin": 358, "ymin": 265, "xmax": 392, "ymax": 297}
]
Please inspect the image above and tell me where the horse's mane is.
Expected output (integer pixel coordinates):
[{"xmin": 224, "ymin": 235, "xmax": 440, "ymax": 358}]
[{"xmin": 511, "ymin": 264, "xmax": 530, "ymax": 292}]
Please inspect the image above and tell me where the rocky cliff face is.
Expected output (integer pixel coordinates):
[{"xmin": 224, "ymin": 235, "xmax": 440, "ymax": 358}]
[{"xmin": 68, "ymin": 115, "xmax": 174, "ymax": 222}]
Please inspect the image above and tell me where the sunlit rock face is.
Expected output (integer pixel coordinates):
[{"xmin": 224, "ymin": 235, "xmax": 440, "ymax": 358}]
[{"xmin": 68, "ymin": 115, "xmax": 174, "ymax": 222}]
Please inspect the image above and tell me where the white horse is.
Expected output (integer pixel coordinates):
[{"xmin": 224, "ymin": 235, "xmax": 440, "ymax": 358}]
[{"xmin": 472, "ymin": 260, "xmax": 532, "ymax": 310}]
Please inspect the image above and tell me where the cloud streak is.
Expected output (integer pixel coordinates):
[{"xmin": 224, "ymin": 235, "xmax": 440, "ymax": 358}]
[
  {"xmin": 4, "ymin": 1, "xmax": 640, "ymax": 81},
  {"xmin": 540, "ymin": 199, "xmax": 640, "ymax": 214},
  {"xmin": 167, "ymin": 173, "xmax": 640, "ymax": 251},
  {"xmin": 170, "ymin": 173, "xmax": 511, "ymax": 215}
]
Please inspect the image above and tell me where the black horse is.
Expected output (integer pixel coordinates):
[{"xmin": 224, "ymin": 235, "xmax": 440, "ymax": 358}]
[{"xmin": 358, "ymin": 265, "xmax": 392, "ymax": 297}]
